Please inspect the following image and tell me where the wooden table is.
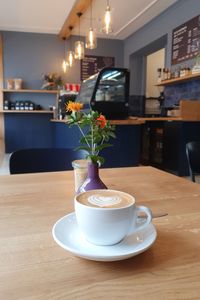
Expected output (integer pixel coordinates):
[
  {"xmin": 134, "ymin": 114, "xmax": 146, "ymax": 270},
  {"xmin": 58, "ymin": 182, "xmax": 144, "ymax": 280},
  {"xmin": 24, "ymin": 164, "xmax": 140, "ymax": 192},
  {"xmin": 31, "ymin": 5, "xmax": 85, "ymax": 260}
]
[{"xmin": 0, "ymin": 166, "xmax": 200, "ymax": 299}]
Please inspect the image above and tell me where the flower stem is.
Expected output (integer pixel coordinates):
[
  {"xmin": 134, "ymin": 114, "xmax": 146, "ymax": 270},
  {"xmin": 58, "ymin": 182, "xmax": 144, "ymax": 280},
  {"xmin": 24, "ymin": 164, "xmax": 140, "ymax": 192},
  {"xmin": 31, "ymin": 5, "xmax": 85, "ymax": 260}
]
[
  {"xmin": 77, "ymin": 123, "xmax": 90, "ymax": 148},
  {"xmin": 91, "ymin": 124, "xmax": 94, "ymax": 155},
  {"xmin": 100, "ymin": 136, "xmax": 105, "ymax": 146},
  {"xmin": 95, "ymin": 136, "xmax": 105, "ymax": 156}
]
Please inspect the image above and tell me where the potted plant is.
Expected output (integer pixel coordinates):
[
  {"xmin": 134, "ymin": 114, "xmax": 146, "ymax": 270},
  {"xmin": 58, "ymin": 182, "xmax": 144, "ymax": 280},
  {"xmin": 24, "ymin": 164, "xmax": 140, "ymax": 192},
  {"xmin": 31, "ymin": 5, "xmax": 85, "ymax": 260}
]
[{"xmin": 66, "ymin": 101, "xmax": 116, "ymax": 192}]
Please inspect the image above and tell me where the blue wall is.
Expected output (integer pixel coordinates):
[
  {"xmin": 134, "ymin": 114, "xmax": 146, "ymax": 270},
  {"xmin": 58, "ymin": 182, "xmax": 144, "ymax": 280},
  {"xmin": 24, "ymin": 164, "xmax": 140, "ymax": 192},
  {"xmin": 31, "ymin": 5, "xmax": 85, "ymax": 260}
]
[
  {"xmin": 124, "ymin": 0, "xmax": 200, "ymax": 100},
  {"xmin": 2, "ymin": 1, "xmax": 200, "ymax": 100},
  {"xmin": 3, "ymin": 32, "xmax": 63, "ymax": 89},
  {"xmin": 2, "ymin": 31, "xmax": 124, "ymax": 88},
  {"xmin": 124, "ymin": 0, "xmax": 200, "ymax": 69},
  {"xmin": 1, "ymin": 31, "xmax": 124, "ymax": 153}
]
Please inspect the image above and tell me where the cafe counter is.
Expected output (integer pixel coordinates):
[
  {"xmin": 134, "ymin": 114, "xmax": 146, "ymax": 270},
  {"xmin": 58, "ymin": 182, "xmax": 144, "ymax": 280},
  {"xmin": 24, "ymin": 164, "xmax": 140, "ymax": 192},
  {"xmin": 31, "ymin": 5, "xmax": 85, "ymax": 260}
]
[
  {"xmin": 51, "ymin": 118, "xmax": 142, "ymax": 168},
  {"xmin": 51, "ymin": 115, "xmax": 200, "ymax": 175},
  {"xmin": 4, "ymin": 110, "xmax": 200, "ymax": 174}
]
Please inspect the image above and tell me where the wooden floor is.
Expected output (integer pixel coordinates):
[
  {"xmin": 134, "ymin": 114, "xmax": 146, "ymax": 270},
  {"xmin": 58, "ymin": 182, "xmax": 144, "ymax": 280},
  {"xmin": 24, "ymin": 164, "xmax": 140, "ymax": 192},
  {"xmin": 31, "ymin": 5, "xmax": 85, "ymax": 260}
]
[
  {"xmin": 0, "ymin": 139, "xmax": 4, "ymax": 166},
  {"xmin": 0, "ymin": 153, "xmax": 10, "ymax": 175}
]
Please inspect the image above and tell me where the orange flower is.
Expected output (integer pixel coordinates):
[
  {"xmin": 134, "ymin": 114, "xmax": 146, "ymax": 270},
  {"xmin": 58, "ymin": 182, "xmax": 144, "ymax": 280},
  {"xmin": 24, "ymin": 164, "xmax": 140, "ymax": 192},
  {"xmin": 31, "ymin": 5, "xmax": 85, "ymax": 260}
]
[
  {"xmin": 66, "ymin": 101, "xmax": 83, "ymax": 112},
  {"xmin": 96, "ymin": 115, "xmax": 107, "ymax": 129}
]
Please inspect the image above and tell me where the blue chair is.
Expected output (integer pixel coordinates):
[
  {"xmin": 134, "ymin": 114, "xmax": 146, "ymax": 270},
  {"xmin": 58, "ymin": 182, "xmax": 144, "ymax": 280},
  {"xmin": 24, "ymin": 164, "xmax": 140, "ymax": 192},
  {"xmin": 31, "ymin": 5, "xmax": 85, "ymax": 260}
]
[
  {"xmin": 186, "ymin": 141, "xmax": 200, "ymax": 182},
  {"xmin": 9, "ymin": 148, "xmax": 86, "ymax": 174}
]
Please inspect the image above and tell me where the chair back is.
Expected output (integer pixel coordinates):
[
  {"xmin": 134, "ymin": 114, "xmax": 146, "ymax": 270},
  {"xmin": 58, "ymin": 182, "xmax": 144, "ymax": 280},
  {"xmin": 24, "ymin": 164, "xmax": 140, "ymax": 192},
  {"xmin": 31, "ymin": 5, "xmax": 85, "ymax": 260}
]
[
  {"xmin": 186, "ymin": 141, "xmax": 200, "ymax": 182},
  {"xmin": 9, "ymin": 148, "xmax": 86, "ymax": 174}
]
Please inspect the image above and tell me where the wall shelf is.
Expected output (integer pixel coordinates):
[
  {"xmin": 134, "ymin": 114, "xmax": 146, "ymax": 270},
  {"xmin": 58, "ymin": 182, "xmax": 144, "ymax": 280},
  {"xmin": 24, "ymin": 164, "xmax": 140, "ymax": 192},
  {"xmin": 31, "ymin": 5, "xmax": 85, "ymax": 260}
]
[
  {"xmin": 156, "ymin": 72, "xmax": 200, "ymax": 86},
  {"xmin": 2, "ymin": 89, "xmax": 59, "ymax": 94},
  {"xmin": 1, "ymin": 89, "xmax": 59, "ymax": 113},
  {"xmin": 0, "ymin": 110, "xmax": 53, "ymax": 114}
]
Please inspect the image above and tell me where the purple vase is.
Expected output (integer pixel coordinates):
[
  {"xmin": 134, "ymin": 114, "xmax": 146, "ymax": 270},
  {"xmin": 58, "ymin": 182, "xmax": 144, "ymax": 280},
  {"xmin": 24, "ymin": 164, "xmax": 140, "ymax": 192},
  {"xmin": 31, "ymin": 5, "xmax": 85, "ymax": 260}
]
[{"xmin": 77, "ymin": 162, "xmax": 107, "ymax": 193}]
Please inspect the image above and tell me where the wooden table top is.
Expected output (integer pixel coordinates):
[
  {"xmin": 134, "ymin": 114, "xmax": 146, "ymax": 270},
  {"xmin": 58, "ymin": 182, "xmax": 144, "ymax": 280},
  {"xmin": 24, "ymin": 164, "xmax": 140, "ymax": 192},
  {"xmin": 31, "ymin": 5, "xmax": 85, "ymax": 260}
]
[{"xmin": 0, "ymin": 166, "xmax": 200, "ymax": 299}]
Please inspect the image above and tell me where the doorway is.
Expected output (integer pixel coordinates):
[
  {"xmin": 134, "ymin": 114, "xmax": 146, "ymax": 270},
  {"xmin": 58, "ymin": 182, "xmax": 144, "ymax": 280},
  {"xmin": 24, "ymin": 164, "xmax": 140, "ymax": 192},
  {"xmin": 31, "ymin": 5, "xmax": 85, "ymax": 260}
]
[
  {"xmin": 146, "ymin": 48, "xmax": 165, "ymax": 98},
  {"xmin": 129, "ymin": 34, "xmax": 167, "ymax": 97}
]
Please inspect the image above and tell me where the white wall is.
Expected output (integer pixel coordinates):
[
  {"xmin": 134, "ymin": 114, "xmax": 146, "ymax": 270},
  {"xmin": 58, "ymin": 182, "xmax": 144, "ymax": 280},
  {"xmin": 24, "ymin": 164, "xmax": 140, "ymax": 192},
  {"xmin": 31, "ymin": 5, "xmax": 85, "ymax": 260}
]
[{"xmin": 146, "ymin": 48, "xmax": 165, "ymax": 97}]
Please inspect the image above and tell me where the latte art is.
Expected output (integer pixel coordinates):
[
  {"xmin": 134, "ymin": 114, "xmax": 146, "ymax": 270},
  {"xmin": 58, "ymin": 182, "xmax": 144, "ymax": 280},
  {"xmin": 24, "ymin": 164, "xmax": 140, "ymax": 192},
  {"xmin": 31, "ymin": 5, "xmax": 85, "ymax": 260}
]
[
  {"xmin": 88, "ymin": 194, "xmax": 121, "ymax": 207},
  {"xmin": 77, "ymin": 190, "xmax": 134, "ymax": 208}
]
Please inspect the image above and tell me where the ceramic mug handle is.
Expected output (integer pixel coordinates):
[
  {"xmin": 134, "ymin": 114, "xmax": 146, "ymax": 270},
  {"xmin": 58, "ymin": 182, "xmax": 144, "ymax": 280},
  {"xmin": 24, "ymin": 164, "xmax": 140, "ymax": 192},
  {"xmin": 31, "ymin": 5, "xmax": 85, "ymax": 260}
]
[{"xmin": 135, "ymin": 205, "xmax": 152, "ymax": 231}]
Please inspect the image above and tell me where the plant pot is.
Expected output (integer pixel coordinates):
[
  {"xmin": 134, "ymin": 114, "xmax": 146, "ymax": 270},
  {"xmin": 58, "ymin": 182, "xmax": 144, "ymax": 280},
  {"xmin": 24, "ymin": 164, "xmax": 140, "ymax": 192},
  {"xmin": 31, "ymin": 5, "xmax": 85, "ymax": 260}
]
[{"xmin": 77, "ymin": 162, "xmax": 107, "ymax": 193}]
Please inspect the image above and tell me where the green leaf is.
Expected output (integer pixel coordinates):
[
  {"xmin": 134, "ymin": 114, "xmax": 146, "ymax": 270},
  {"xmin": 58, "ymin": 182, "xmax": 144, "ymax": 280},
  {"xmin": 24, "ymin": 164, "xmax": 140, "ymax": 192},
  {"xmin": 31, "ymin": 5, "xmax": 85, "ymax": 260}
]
[
  {"xmin": 79, "ymin": 136, "xmax": 87, "ymax": 144},
  {"xmin": 95, "ymin": 143, "xmax": 112, "ymax": 151},
  {"xmin": 96, "ymin": 156, "xmax": 105, "ymax": 165},
  {"xmin": 108, "ymin": 132, "xmax": 116, "ymax": 138},
  {"xmin": 89, "ymin": 155, "xmax": 105, "ymax": 165}
]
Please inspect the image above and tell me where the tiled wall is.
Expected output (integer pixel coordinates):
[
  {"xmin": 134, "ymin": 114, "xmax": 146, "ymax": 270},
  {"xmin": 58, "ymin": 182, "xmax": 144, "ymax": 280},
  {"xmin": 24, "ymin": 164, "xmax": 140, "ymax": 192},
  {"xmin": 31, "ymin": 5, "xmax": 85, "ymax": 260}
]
[{"xmin": 164, "ymin": 79, "xmax": 200, "ymax": 107}]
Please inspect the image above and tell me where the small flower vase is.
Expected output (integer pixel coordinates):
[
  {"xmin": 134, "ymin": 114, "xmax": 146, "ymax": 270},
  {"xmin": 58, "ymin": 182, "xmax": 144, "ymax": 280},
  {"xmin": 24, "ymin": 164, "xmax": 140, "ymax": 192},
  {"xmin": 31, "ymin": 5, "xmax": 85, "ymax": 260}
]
[{"xmin": 77, "ymin": 162, "xmax": 107, "ymax": 193}]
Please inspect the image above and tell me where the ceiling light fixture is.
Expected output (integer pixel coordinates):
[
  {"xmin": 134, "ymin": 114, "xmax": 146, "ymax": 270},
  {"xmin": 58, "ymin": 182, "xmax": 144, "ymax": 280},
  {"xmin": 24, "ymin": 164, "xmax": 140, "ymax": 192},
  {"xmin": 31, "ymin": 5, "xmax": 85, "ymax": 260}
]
[
  {"xmin": 66, "ymin": 26, "xmax": 74, "ymax": 67},
  {"xmin": 102, "ymin": 0, "xmax": 113, "ymax": 34},
  {"xmin": 74, "ymin": 12, "xmax": 85, "ymax": 60},
  {"xmin": 86, "ymin": 0, "xmax": 97, "ymax": 49}
]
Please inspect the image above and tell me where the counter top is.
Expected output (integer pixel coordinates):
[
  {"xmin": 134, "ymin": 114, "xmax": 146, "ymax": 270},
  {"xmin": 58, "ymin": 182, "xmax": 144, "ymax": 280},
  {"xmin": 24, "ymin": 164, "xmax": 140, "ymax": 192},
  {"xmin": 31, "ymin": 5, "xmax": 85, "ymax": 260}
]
[
  {"xmin": 137, "ymin": 117, "xmax": 200, "ymax": 122},
  {"xmin": 51, "ymin": 118, "xmax": 145, "ymax": 125},
  {"xmin": 51, "ymin": 117, "xmax": 188, "ymax": 125},
  {"xmin": 136, "ymin": 117, "xmax": 182, "ymax": 121}
]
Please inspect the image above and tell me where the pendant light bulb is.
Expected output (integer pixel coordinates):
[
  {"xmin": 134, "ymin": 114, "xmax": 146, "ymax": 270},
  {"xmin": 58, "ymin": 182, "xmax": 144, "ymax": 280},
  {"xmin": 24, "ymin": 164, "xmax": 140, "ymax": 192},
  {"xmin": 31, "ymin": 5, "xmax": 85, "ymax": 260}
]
[
  {"xmin": 103, "ymin": 1, "xmax": 113, "ymax": 34},
  {"xmin": 66, "ymin": 26, "xmax": 75, "ymax": 67},
  {"xmin": 66, "ymin": 50, "xmax": 74, "ymax": 67},
  {"xmin": 86, "ymin": 0, "xmax": 97, "ymax": 49},
  {"xmin": 75, "ymin": 12, "xmax": 85, "ymax": 60},
  {"xmin": 86, "ymin": 28, "xmax": 97, "ymax": 49},
  {"xmin": 75, "ymin": 41, "xmax": 84, "ymax": 60},
  {"xmin": 62, "ymin": 60, "xmax": 68, "ymax": 73}
]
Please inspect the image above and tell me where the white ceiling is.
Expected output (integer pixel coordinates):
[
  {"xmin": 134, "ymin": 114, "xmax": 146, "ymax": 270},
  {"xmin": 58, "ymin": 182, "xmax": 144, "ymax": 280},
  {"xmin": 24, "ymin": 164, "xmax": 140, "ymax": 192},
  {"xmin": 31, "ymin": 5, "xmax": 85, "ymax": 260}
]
[{"xmin": 0, "ymin": 0, "xmax": 178, "ymax": 39}]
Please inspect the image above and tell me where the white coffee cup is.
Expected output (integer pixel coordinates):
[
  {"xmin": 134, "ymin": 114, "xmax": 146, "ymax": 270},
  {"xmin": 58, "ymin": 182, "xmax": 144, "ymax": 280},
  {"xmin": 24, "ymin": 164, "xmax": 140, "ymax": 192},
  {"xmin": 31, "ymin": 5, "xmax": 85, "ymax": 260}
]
[{"xmin": 74, "ymin": 189, "xmax": 152, "ymax": 246}]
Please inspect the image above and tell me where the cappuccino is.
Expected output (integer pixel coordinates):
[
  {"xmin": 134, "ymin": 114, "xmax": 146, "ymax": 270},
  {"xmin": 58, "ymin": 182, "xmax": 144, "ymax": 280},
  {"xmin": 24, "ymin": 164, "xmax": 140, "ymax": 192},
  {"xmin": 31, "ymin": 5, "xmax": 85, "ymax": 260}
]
[
  {"xmin": 77, "ymin": 189, "xmax": 134, "ymax": 208},
  {"xmin": 75, "ymin": 189, "xmax": 152, "ymax": 245}
]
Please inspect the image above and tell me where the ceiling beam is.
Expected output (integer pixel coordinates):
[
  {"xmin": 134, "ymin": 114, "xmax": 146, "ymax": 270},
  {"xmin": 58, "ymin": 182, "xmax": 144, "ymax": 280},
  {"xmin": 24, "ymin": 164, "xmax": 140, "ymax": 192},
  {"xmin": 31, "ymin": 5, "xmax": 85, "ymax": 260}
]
[{"xmin": 59, "ymin": 0, "xmax": 91, "ymax": 39}]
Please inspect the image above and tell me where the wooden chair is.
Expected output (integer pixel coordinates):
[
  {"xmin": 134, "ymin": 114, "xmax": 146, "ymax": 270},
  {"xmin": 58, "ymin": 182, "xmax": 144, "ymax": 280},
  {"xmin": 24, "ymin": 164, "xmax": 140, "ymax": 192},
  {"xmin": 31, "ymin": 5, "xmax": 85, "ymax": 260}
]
[
  {"xmin": 9, "ymin": 148, "xmax": 86, "ymax": 174},
  {"xmin": 186, "ymin": 141, "xmax": 200, "ymax": 182}
]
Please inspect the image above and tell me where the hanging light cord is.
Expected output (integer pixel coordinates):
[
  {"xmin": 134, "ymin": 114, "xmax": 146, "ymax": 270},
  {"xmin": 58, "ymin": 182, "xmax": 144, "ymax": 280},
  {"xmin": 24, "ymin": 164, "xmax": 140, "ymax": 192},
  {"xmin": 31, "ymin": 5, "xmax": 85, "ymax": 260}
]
[
  {"xmin": 63, "ymin": 38, "xmax": 66, "ymax": 58},
  {"xmin": 79, "ymin": 16, "xmax": 80, "ymax": 39},
  {"xmin": 77, "ymin": 12, "xmax": 82, "ymax": 40},
  {"xmin": 69, "ymin": 26, "xmax": 73, "ymax": 49},
  {"xmin": 90, "ymin": 0, "xmax": 93, "ymax": 28}
]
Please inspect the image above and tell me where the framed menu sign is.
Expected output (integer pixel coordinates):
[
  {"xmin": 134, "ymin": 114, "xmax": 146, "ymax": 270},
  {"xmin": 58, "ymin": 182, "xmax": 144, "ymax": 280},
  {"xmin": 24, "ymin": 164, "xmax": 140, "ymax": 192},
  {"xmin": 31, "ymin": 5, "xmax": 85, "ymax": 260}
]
[
  {"xmin": 81, "ymin": 55, "xmax": 115, "ymax": 81},
  {"xmin": 171, "ymin": 15, "xmax": 200, "ymax": 65}
]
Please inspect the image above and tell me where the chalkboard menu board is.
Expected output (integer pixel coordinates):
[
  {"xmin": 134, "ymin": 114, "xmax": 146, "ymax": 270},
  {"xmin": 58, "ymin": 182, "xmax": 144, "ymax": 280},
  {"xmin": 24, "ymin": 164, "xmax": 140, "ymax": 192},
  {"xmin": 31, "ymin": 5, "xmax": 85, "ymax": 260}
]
[
  {"xmin": 81, "ymin": 55, "xmax": 115, "ymax": 81},
  {"xmin": 172, "ymin": 15, "xmax": 200, "ymax": 65}
]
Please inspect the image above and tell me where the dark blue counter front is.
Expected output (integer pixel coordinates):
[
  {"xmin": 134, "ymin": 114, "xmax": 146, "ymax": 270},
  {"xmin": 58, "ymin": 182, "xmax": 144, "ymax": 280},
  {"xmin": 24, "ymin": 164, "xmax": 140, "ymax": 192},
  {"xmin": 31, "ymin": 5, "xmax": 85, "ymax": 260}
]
[
  {"xmin": 52, "ymin": 122, "xmax": 141, "ymax": 168},
  {"xmin": 4, "ymin": 114, "xmax": 141, "ymax": 168},
  {"xmin": 7, "ymin": 115, "xmax": 200, "ymax": 173},
  {"xmin": 4, "ymin": 113, "xmax": 54, "ymax": 153}
]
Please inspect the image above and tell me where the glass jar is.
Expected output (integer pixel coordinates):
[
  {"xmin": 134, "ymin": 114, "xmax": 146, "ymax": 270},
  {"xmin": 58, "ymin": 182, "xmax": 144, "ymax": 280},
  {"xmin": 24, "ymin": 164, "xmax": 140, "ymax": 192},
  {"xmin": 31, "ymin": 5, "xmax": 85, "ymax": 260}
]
[
  {"xmin": 6, "ymin": 78, "xmax": 14, "ymax": 90},
  {"xmin": 14, "ymin": 78, "xmax": 22, "ymax": 90},
  {"xmin": 72, "ymin": 159, "xmax": 88, "ymax": 193}
]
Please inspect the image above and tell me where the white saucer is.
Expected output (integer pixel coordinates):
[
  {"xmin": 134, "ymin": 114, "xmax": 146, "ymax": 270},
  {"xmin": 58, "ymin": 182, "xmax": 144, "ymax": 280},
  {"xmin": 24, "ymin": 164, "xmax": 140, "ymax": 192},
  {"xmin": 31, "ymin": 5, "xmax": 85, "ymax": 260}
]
[{"xmin": 52, "ymin": 212, "xmax": 157, "ymax": 262}]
